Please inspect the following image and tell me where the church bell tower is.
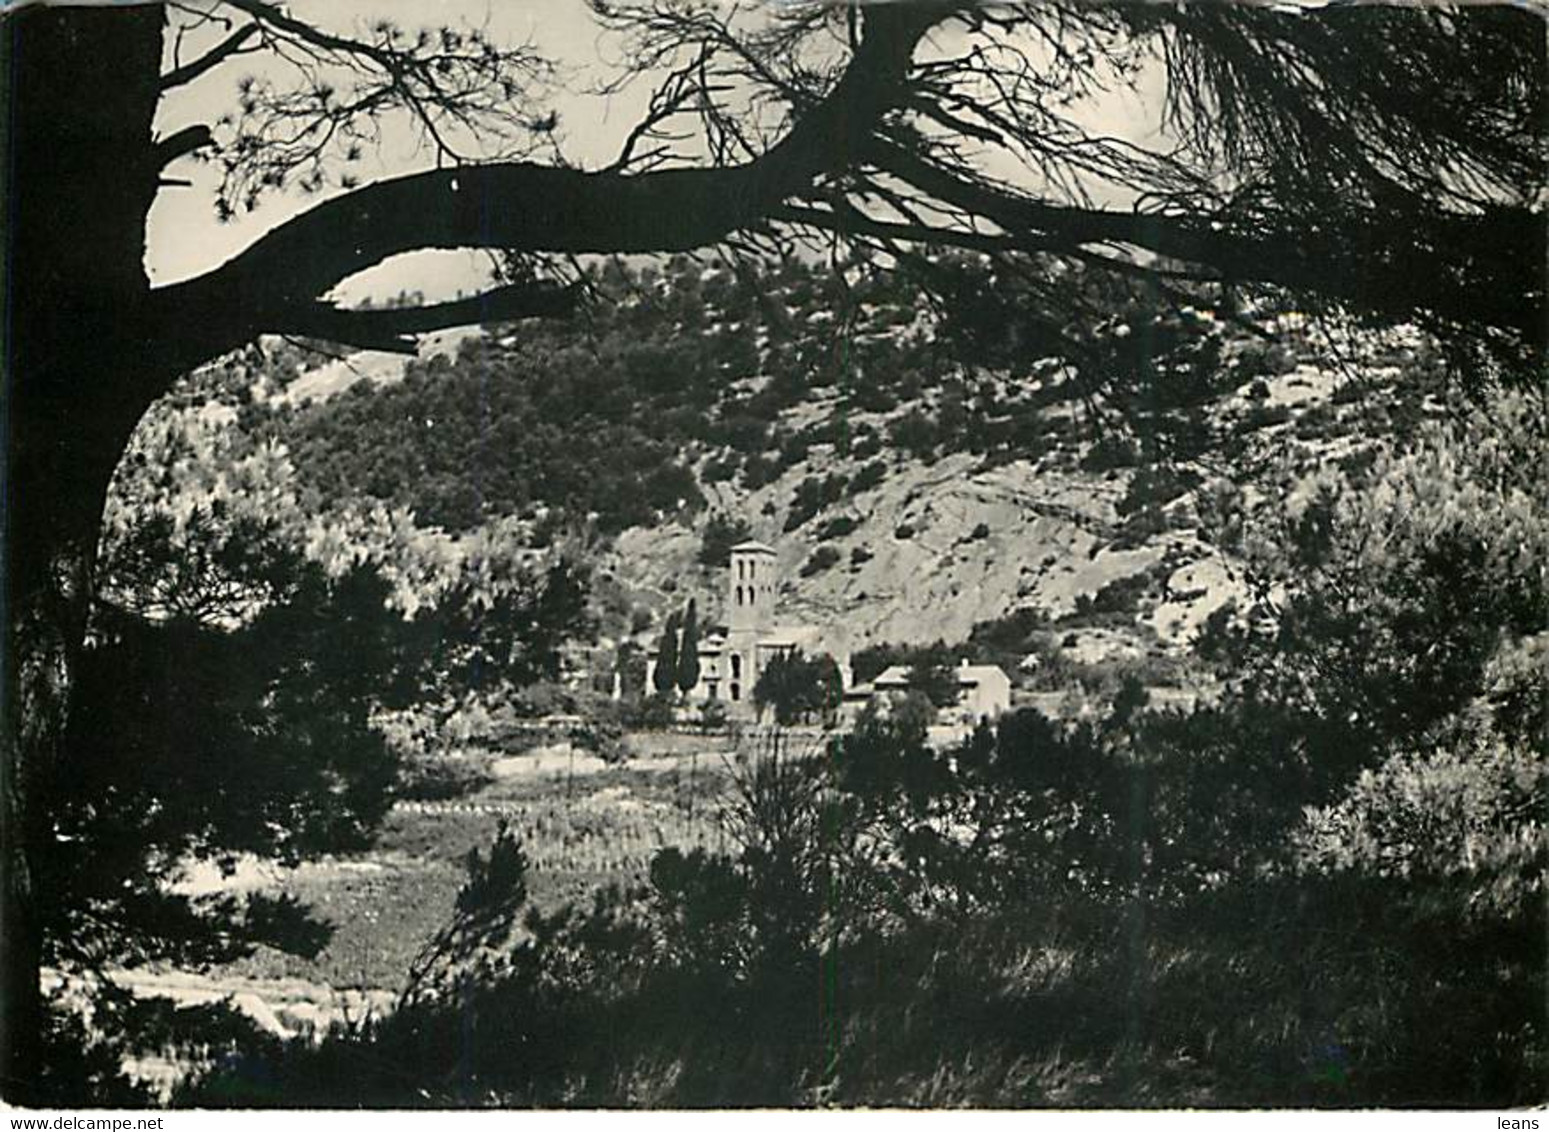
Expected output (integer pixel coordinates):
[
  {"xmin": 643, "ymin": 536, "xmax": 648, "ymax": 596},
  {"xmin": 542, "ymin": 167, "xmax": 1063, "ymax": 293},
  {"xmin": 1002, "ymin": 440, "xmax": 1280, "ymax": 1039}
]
[
  {"xmin": 728, "ymin": 540, "xmax": 777, "ymax": 633},
  {"xmin": 724, "ymin": 540, "xmax": 776, "ymax": 707}
]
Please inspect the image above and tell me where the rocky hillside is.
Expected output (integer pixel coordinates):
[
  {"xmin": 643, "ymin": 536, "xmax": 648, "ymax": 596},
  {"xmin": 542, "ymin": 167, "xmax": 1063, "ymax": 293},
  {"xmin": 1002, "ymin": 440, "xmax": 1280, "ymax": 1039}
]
[
  {"xmin": 235, "ymin": 255, "xmax": 1446, "ymax": 685},
  {"xmin": 610, "ymin": 347, "xmax": 1366, "ymax": 663}
]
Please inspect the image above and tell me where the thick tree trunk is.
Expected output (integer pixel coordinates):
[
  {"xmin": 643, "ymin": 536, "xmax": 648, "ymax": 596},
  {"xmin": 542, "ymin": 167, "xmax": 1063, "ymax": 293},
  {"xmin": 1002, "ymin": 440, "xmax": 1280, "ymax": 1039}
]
[{"xmin": 2, "ymin": 6, "xmax": 167, "ymax": 1104}]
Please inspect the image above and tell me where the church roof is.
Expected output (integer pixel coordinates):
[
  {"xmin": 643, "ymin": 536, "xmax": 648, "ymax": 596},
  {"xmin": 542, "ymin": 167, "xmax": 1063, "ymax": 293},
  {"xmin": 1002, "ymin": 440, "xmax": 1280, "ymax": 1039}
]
[
  {"xmin": 956, "ymin": 664, "xmax": 1010, "ymax": 686},
  {"xmin": 757, "ymin": 625, "xmax": 821, "ymax": 648},
  {"xmin": 730, "ymin": 539, "xmax": 777, "ymax": 555}
]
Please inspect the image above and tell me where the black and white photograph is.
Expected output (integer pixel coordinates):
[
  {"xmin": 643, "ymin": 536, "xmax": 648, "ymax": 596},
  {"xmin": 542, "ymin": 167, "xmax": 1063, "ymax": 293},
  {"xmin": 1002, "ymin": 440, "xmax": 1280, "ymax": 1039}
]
[{"xmin": 2, "ymin": 0, "xmax": 1545, "ymax": 1112}]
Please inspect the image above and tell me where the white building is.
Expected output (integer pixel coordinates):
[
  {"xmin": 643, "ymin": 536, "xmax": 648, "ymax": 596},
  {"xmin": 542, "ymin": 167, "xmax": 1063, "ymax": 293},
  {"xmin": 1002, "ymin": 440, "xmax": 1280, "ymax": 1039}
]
[
  {"xmin": 857, "ymin": 660, "xmax": 1012, "ymax": 727},
  {"xmin": 643, "ymin": 540, "xmax": 1012, "ymax": 730}
]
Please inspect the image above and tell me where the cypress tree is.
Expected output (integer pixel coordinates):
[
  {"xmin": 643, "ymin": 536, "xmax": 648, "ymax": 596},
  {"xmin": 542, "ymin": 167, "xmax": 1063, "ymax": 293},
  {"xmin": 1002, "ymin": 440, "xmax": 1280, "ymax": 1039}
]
[
  {"xmin": 676, "ymin": 600, "xmax": 701, "ymax": 694},
  {"xmin": 652, "ymin": 610, "xmax": 681, "ymax": 696}
]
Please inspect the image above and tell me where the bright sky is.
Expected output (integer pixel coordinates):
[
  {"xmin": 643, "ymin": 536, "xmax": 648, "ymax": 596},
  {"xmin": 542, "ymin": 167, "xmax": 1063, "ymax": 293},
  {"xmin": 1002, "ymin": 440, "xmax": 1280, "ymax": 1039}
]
[
  {"xmin": 147, "ymin": 1, "xmax": 1167, "ymax": 302},
  {"xmin": 149, "ymin": 0, "xmax": 656, "ymax": 298}
]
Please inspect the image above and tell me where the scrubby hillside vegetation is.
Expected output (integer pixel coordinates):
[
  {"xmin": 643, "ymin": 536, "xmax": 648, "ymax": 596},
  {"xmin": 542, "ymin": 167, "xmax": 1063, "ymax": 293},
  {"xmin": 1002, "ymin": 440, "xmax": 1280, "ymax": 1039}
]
[
  {"xmin": 50, "ymin": 253, "xmax": 1544, "ymax": 1108},
  {"xmin": 178, "ymin": 371, "xmax": 1545, "ymax": 1102},
  {"xmin": 237, "ymin": 254, "xmax": 1479, "ymax": 696}
]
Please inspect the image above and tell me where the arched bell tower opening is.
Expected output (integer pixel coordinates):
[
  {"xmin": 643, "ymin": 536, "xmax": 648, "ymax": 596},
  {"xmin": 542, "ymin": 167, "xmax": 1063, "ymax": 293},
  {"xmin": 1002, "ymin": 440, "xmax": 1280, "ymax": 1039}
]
[{"xmin": 727, "ymin": 541, "xmax": 777, "ymax": 634}]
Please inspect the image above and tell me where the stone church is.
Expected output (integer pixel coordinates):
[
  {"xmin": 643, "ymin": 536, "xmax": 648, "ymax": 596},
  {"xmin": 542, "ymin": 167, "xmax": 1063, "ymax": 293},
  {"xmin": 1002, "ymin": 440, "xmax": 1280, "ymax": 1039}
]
[
  {"xmin": 644, "ymin": 538, "xmax": 1011, "ymax": 728},
  {"xmin": 678, "ymin": 540, "xmax": 822, "ymax": 716}
]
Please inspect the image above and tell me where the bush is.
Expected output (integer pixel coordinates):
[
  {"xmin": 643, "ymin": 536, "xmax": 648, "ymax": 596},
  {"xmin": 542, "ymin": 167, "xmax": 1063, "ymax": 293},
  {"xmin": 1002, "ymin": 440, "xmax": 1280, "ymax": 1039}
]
[
  {"xmin": 816, "ymin": 515, "xmax": 860, "ymax": 541},
  {"xmin": 740, "ymin": 454, "xmax": 781, "ymax": 490},
  {"xmin": 800, "ymin": 546, "xmax": 841, "ymax": 577},
  {"xmin": 1089, "ymin": 569, "xmax": 1154, "ymax": 615},
  {"xmin": 847, "ymin": 383, "xmax": 899, "ymax": 414},
  {"xmin": 396, "ymin": 756, "xmax": 495, "ymax": 802},
  {"xmin": 1080, "ymin": 437, "xmax": 1140, "ymax": 472},
  {"xmin": 1242, "ymin": 403, "xmax": 1292, "ymax": 430},
  {"xmin": 784, "ymin": 473, "xmax": 849, "ymax": 532},
  {"xmin": 1295, "ymin": 735, "xmax": 1547, "ymax": 918},
  {"xmin": 698, "ymin": 699, "xmax": 730, "ymax": 733},
  {"xmin": 623, "ymin": 692, "xmax": 677, "ymax": 731},
  {"xmin": 1117, "ymin": 465, "xmax": 1201, "ymax": 518},
  {"xmin": 850, "ymin": 432, "xmax": 884, "ymax": 461},
  {"xmin": 701, "ymin": 455, "xmax": 739, "ymax": 484},
  {"xmin": 888, "ymin": 409, "xmax": 940, "ymax": 458},
  {"xmin": 849, "ymin": 459, "xmax": 887, "ymax": 495},
  {"xmin": 572, "ymin": 712, "xmax": 632, "ymax": 764}
]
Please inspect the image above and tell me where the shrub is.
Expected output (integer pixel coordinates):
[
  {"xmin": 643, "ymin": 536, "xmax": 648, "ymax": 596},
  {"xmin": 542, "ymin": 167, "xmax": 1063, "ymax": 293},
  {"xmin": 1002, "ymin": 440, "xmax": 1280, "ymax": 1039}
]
[
  {"xmin": 1089, "ymin": 570, "xmax": 1154, "ymax": 614},
  {"xmin": 816, "ymin": 515, "xmax": 860, "ymax": 541},
  {"xmin": 396, "ymin": 756, "xmax": 495, "ymax": 802},
  {"xmin": 624, "ymin": 692, "xmax": 677, "ymax": 730},
  {"xmin": 1117, "ymin": 465, "xmax": 1201, "ymax": 518},
  {"xmin": 1242, "ymin": 403, "xmax": 1292, "ymax": 430},
  {"xmin": 784, "ymin": 473, "xmax": 849, "ymax": 531},
  {"xmin": 847, "ymin": 383, "xmax": 899, "ymax": 414},
  {"xmin": 740, "ymin": 454, "xmax": 781, "ymax": 490},
  {"xmin": 698, "ymin": 699, "xmax": 730, "ymax": 733},
  {"xmin": 888, "ymin": 409, "xmax": 940, "ymax": 458},
  {"xmin": 1079, "ymin": 437, "xmax": 1140, "ymax": 472},
  {"xmin": 572, "ymin": 713, "xmax": 632, "ymax": 764},
  {"xmin": 1294, "ymin": 736, "xmax": 1547, "ymax": 918},
  {"xmin": 850, "ymin": 432, "xmax": 884, "ymax": 462},
  {"xmin": 701, "ymin": 455, "xmax": 739, "ymax": 484},
  {"xmin": 849, "ymin": 459, "xmax": 887, "ymax": 495},
  {"xmin": 800, "ymin": 546, "xmax": 842, "ymax": 577}
]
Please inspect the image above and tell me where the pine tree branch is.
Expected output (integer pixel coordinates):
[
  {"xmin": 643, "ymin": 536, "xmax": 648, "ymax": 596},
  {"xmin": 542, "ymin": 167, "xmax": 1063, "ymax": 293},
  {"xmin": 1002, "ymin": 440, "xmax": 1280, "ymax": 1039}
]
[
  {"xmin": 147, "ymin": 4, "xmax": 944, "ymax": 373},
  {"xmin": 866, "ymin": 138, "xmax": 1547, "ymax": 353},
  {"xmin": 275, "ymin": 284, "xmax": 581, "ymax": 354},
  {"xmin": 154, "ymin": 124, "xmax": 215, "ymax": 169},
  {"xmin": 159, "ymin": 22, "xmax": 261, "ymax": 91}
]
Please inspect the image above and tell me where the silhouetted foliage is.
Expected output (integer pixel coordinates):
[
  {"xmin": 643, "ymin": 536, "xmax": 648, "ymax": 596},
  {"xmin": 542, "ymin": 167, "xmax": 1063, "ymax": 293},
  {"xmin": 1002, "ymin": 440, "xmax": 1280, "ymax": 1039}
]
[
  {"xmin": 402, "ymin": 821, "xmax": 531, "ymax": 1007},
  {"xmin": 35, "ymin": 400, "xmax": 592, "ymax": 1101},
  {"xmin": 178, "ymin": 375, "xmax": 1546, "ymax": 1108}
]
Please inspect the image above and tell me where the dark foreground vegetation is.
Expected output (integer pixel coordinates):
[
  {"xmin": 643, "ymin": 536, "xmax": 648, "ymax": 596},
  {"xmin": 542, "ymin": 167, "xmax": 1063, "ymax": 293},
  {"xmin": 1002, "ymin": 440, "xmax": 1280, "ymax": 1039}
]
[
  {"xmin": 42, "ymin": 387, "xmax": 1541, "ymax": 1108},
  {"xmin": 175, "ymin": 695, "xmax": 1543, "ymax": 1107}
]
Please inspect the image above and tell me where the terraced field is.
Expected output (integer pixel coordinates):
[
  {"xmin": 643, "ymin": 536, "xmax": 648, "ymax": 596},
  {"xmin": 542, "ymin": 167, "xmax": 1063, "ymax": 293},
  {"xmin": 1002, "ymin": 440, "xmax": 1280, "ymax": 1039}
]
[
  {"xmin": 102, "ymin": 730, "xmax": 760, "ymax": 1092},
  {"xmin": 220, "ymin": 737, "xmax": 743, "ymax": 992}
]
